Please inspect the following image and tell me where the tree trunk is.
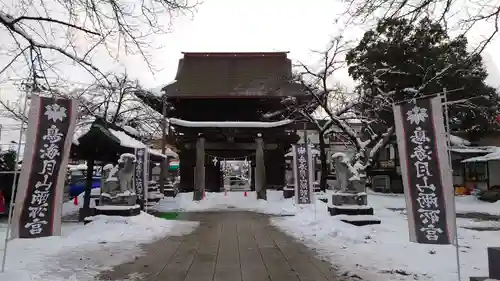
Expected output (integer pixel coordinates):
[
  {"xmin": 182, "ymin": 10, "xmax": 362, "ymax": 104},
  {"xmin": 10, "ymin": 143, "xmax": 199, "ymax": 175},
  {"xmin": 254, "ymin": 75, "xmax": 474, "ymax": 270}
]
[{"xmin": 318, "ymin": 132, "xmax": 328, "ymax": 192}]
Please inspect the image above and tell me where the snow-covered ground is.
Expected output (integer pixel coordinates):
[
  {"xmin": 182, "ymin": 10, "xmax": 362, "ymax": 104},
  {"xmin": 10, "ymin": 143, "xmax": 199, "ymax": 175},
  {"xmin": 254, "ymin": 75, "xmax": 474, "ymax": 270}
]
[
  {"xmin": 0, "ymin": 212, "xmax": 198, "ymax": 281},
  {"xmin": 1, "ymin": 190, "xmax": 498, "ymax": 281},
  {"xmin": 152, "ymin": 190, "xmax": 298, "ymax": 215},
  {"xmin": 272, "ymin": 191, "xmax": 500, "ymax": 281},
  {"xmin": 61, "ymin": 189, "xmax": 100, "ymax": 218},
  {"xmin": 155, "ymin": 190, "xmax": 500, "ymax": 281}
]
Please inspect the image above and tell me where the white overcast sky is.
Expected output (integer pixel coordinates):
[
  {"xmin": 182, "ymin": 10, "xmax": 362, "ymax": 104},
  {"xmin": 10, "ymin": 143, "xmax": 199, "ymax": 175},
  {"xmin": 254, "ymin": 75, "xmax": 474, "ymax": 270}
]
[
  {"xmin": 121, "ymin": 0, "xmax": 355, "ymax": 89},
  {"xmin": 120, "ymin": 0, "xmax": 500, "ymax": 90},
  {"xmin": 1, "ymin": 0, "xmax": 500, "ymax": 101}
]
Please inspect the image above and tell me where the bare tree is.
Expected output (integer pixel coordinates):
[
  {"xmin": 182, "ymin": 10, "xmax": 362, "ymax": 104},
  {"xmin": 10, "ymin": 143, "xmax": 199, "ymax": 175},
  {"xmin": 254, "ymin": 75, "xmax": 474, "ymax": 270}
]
[
  {"xmin": 280, "ymin": 36, "xmax": 395, "ymax": 193},
  {"xmin": 0, "ymin": 73, "xmax": 163, "ymax": 141},
  {"xmin": 275, "ymin": 37, "xmax": 354, "ymax": 192},
  {"xmin": 0, "ymin": 0, "xmax": 198, "ymax": 89}
]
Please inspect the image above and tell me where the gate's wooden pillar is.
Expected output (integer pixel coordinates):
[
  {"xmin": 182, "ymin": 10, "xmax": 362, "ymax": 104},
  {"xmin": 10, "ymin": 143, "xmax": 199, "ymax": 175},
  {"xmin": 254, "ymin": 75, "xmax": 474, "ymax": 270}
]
[
  {"xmin": 215, "ymin": 160, "xmax": 222, "ymax": 192},
  {"xmin": 250, "ymin": 164, "xmax": 255, "ymax": 191},
  {"xmin": 255, "ymin": 136, "xmax": 267, "ymax": 200},
  {"xmin": 194, "ymin": 137, "xmax": 205, "ymax": 201}
]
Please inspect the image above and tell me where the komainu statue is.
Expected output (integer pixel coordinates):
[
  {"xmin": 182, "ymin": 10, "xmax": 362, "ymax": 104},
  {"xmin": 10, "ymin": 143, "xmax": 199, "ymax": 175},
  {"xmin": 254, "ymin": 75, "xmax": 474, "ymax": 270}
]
[
  {"xmin": 332, "ymin": 153, "xmax": 350, "ymax": 193},
  {"xmin": 117, "ymin": 153, "xmax": 136, "ymax": 194},
  {"xmin": 98, "ymin": 153, "xmax": 138, "ymax": 209},
  {"xmin": 331, "ymin": 152, "xmax": 367, "ymax": 206}
]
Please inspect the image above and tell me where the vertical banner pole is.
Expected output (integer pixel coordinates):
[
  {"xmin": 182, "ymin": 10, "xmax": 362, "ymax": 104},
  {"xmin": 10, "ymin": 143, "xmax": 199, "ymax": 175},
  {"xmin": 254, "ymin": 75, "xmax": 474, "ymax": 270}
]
[
  {"xmin": 314, "ymin": 153, "xmax": 317, "ymax": 221},
  {"xmin": 1, "ymin": 93, "xmax": 29, "ymax": 272},
  {"xmin": 292, "ymin": 144, "xmax": 298, "ymax": 204},
  {"xmin": 144, "ymin": 150, "xmax": 149, "ymax": 213},
  {"xmin": 442, "ymin": 89, "xmax": 462, "ymax": 281}
]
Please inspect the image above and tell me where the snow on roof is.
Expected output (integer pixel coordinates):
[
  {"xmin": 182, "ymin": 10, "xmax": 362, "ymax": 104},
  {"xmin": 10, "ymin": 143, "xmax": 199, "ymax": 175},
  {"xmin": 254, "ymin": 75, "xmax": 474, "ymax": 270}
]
[
  {"xmin": 68, "ymin": 164, "xmax": 88, "ymax": 171},
  {"xmin": 110, "ymin": 130, "xmax": 173, "ymax": 158},
  {"xmin": 109, "ymin": 129, "xmax": 146, "ymax": 149},
  {"xmin": 123, "ymin": 125, "xmax": 140, "ymax": 137},
  {"xmin": 72, "ymin": 123, "xmax": 171, "ymax": 159},
  {"xmin": 449, "ymin": 135, "xmax": 471, "ymax": 146},
  {"xmin": 462, "ymin": 148, "xmax": 500, "ymax": 162},
  {"xmin": 150, "ymin": 80, "xmax": 176, "ymax": 97},
  {"xmin": 170, "ymin": 118, "xmax": 292, "ymax": 128},
  {"xmin": 149, "ymin": 148, "xmax": 177, "ymax": 158},
  {"xmin": 449, "ymin": 147, "xmax": 496, "ymax": 154}
]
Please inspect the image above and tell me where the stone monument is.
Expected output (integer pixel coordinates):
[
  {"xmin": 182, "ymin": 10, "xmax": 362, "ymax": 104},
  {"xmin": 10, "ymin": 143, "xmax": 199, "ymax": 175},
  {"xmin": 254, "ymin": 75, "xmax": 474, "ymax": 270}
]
[{"xmin": 95, "ymin": 153, "xmax": 141, "ymax": 216}]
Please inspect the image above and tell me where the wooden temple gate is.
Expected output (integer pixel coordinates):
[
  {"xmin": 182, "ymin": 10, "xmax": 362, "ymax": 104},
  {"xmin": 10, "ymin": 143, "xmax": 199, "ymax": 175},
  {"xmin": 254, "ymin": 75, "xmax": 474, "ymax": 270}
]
[
  {"xmin": 137, "ymin": 52, "xmax": 309, "ymax": 200},
  {"xmin": 171, "ymin": 119, "xmax": 296, "ymax": 200}
]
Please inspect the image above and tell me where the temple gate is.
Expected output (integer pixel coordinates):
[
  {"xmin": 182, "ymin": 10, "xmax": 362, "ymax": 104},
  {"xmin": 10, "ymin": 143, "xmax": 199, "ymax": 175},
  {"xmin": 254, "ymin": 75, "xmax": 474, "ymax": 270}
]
[{"xmin": 138, "ymin": 52, "xmax": 308, "ymax": 200}]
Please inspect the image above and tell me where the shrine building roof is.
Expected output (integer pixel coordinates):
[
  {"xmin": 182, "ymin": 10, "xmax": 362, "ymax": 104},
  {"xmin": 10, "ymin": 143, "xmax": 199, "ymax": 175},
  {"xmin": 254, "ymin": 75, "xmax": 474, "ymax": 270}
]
[{"xmin": 161, "ymin": 51, "xmax": 304, "ymax": 98}]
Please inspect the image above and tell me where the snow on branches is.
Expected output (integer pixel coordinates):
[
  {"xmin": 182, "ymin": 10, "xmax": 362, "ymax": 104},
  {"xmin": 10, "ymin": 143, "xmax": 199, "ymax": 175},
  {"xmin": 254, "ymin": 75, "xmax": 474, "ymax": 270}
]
[
  {"xmin": 0, "ymin": 72, "xmax": 162, "ymax": 142},
  {"xmin": 0, "ymin": 0, "xmax": 198, "ymax": 89},
  {"xmin": 281, "ymin": 36, "xmax": 395, "ymax": 182}
]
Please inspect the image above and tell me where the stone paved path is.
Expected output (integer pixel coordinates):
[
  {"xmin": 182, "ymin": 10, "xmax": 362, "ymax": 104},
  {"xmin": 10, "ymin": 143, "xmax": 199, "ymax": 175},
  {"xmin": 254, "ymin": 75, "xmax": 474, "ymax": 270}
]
[{"xmin": 97, "ymin": 211, "xmax": 348, "ymax": 281}]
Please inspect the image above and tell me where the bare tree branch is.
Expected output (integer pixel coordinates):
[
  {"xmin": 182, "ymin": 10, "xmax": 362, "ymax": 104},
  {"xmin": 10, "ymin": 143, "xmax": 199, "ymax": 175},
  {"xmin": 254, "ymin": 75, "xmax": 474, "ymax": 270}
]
[{"xmin": 0, "ymin": 0, "xmax": 199, "ymax": 91}]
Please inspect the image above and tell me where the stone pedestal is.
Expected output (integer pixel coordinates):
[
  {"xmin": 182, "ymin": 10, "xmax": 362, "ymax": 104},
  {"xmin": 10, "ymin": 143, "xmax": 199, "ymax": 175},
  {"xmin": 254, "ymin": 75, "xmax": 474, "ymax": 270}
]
[
  {"xmin": 100, "ymin": 193, "xmax": 138, "ymax": 205},
  {"xmin": 283, "ymin": 186, "xmax": 294, "ymax": 199},
  {"xmin": 164, "ymin": 185, "xmax": 178, "ymax": 197},
  {"xmin": 96, "ymin": 193, "xmax": 141, "ymax": 216},
  {"xmin": 79, "ymin": 207, "xmax": 96, "ymax": 223},
  {"xmin": 95, "ymin": 204, "xmax": 141, "ymax": 216},
  {"xmin": 471, "ymin": 247, "xmax": 500, "ymax": 281},
  {"xmin": 328, "ymin": 192, "xmax": 380, "ymax": 226},
  {"xmin": 331, "ymin": 192, "xmax": 368, "ymax": 205},
  {"xmin": 147, "ymin": 181, "xmax": 165, "ymax": 206}
]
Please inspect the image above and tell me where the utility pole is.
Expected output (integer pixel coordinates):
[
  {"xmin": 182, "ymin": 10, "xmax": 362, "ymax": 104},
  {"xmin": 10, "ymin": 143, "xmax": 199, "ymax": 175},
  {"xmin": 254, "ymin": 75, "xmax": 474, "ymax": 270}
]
[{"xmin": 159, "ymin": 95, "xmax": 167, "ymax": 194}]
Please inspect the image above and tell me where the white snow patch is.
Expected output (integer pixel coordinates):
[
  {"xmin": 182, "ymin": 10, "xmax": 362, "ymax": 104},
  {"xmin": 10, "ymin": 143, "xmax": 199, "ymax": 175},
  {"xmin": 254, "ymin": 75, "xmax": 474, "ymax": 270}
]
[
  {"xmin": 95, "ymin": 204, "xmax": 140, "ymax": 210},
  {"xmin": 58, "ymin": 189, "xmax": 500, "ymax": 281},
  {"xmin": 450, "ymin": 147, "xmax": 496, "ymax": 154},
  {"xmin": 272, "ymin": 191, "xmax": 500, "ymax": 281},
  {"xmin": 110, "ymin": 129, "xmax": 146, "ymax": 149},
  {"xmin": 334, "ymin": 214, "xmax": 380, "ymax": 222},
  {"xmin": 328, "ymin": 204, "xmax": 372, "ymax": 210},
  {"xmin": 123, "ymin": 125, "xmax": 140, "ymax": 137},
  {"xmin": 90, "ymin": 188, "xmax": 101, "ymax": 196},
  {"xmin": 118, "ymin": 153, "xmax": 136, "ymax": 163},
  {"xmin": 0, "ymin": 212, "xmax": 198, "ymax": 281},
  {"xmin": 331, "ymin": 152, "xmax": 347, "ymax": 159},
  {"xmin": 149, "ymin": 148, "xmax": 173, "ymax": 158},
  {"xmin": 450, "ymin": 135, "xmax": 471, "ymax": 146},
  {"xmin": 150, "ymin": 81, "xmax": 176, "ymax": 97},
  {"xmin": 153, "ymin": 190, "xmax": 297, "ymax": 216},
  {"xmin": 462, "ymin": 147, "xmax": 500, "ymax": 162},
  {"xmin": 103, "ymin": 164, "xmax": 114, "ymax": 170},
  {"xmin": 61, "ymin": 191, "xmax": 98, "ymax": 217},
  {"xmin": 169, "ymin": 118, "xmax": 292, "ymax": 128}
]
